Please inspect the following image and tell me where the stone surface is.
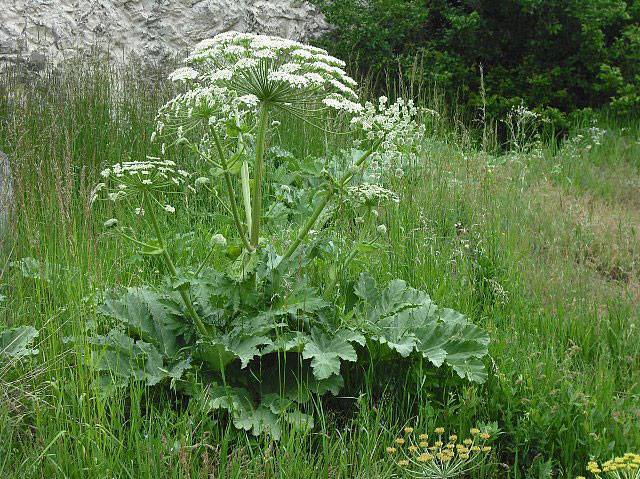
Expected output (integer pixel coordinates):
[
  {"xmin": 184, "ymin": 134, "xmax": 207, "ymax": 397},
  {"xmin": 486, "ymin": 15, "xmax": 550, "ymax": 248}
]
[{"xmin": 0, "ymin": 1, "xmax": 326, "ymax": 67}]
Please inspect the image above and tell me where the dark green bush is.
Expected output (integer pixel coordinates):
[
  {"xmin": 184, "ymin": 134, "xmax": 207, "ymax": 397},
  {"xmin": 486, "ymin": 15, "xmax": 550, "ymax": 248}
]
[{"xmin": 312, "ymin": 0, "xmax": 640, "ymax": 117}]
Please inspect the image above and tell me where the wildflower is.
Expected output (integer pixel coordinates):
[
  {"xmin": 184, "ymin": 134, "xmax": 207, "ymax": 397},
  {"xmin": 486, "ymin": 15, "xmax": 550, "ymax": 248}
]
[
  {"xmin": 434, "ymin": 427, "xmax": 445, "ymax": 435},
  {"xmin": 419, "ymin": 434, "xmax": 428, "ymax": 440},
  {"xmin": 482, "ymin": 446, "xmax": 492, "ymax": 453},
  {"xmin": 395, "ymin": 438, "xmax": 405, "ymax": 446},
  {"xmin": 417, "ymin": 453, "xmax": 433, "ymax": 463},
  {"xmin": 174, "ymin": 31, "xmax": 362, "ymax": 118},
  {"xmin": 135, "ymin": 207, "xmax": 145, "ymax": 216},
  {"xmin": 397, "ymin": 460, "xmax": 409, "ymax": 466},
  {"xmin": 463, "ymin": 439, "xmax": 473, "ymax": 446},
  {"xmin": 386, "ymin": 447, "xmax": 396, "ymax": 454},
  {"xmin": 419, "ymin": 441, "xmax": 428, "ymax": 448},
  {"xmin": 408, "ymin": 445, "xmax": 418, "ymax": 453},
  {"xmin": 449, "ymin": 435, "xmax": 458, "ymax": 442},
  {"xmin": 346, "ymin": 183, "xmax": 399, "ymax": 207},
  {"xmin": 194, "ymin": 177, "xmax": 210, "ymax": 188},
  {"xmin": 404, "ymin": 427, "xmax": 414, "ymax": 434},
  {"xmin": 168, "ymin": 66, "xmax": 199, "ymax": 82},
  {"xmin": 479, "ymin": 433, "xmax": 491, "ymax": 440},
  {"xmin": 470, "ymin": 428, "xmax": 480, "ymax": 436},
  {"xmin": 164, "ymin": 204, "xmax": 176, "ymax": 213},
  {"xmin": 377, "ymin": 224, "xmax": 387, "ymax": 235},
  {"xmin": 210, "ymin": 233, "xmax": 227, "ymax": 247},
  {"xmin": 103, "ymin": 218, "xmax": 118, "ymax": 228}
]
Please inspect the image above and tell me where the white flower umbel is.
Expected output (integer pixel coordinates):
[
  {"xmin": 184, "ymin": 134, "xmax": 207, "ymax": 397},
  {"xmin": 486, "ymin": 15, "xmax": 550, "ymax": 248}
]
[
  {"xmin": 159, "ymin": 32, "xmax": 365, "ymax": 251},
  {"xmin": 180, "ymin": 31, "xmax": 362, "ymax": 117},
  {"xmin": 96, "ymin": 159, "xmax": 191, "ymax": 202},
  {"xmin": 347, "ymin": 183, "xmax": 400, "ymax": 207},
  {"xmin": 351, "ymin": 97, "xmax": 426, "ymax": 178}
]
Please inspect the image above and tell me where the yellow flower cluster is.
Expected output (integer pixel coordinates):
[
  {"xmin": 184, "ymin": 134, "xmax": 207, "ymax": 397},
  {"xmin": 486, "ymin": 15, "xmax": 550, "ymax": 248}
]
[
  {"xmin": 386, "ymin": 425, "xmax": 494, "ymax": 479},
  {"xmin": 579, "ymin": 452, "xmax": 640, "ymax": 479}
]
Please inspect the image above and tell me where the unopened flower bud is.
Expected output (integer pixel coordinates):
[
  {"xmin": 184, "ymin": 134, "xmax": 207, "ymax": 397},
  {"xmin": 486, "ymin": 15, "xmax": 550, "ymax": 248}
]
[
  {"xmin": 210, "ymin": 233, "xmax": 227, "ymax": 247},
  {"xmin": 103, "ymin": 218, "xmax": 118, "ymax": 228}
]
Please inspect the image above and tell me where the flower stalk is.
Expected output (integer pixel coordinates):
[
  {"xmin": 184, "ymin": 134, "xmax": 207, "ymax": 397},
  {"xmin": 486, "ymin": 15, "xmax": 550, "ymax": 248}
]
[
  {"xmin": 279, "ymin": 140, "xmax": 381, "ymax": 264},
  {"xmin": 211, "ymin": 128, "xmax": 253, "ymax": 252},
  {"xmin": 250, "ymin": 103, "xmax": 270, "ymax": 248},
  {"xmin": 143, "ymin": 192, "xmax": 209, "ymax": 338}
]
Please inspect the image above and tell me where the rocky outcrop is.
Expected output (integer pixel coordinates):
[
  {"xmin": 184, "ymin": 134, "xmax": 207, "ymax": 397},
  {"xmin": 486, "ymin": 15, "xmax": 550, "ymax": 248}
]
[{"xmin": 0, "ymin": 1, "xmax": 326, "ymax": 67}]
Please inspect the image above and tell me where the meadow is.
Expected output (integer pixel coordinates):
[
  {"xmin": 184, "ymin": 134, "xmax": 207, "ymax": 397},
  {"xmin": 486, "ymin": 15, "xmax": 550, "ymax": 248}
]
[{"xmin": 0, "ymin": 42, "xmax": 639, "ymax": 479}]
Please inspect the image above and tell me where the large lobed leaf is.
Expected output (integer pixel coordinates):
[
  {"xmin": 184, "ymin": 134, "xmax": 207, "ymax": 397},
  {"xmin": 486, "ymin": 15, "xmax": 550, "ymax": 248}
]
[
  {"xmin": 99, "ymin": 288, "xmax": 187, "ymax": 357},
  {"xmin": 355, "ymin": 273, "xmax": 490, "ymax": 383},
  {"xmin": 0, "ymin": 326, "xmax": 39, "ymax": 360},
  {"xmin": 88, "ymin": 329, "xmax": 191, "ymax": 395}
]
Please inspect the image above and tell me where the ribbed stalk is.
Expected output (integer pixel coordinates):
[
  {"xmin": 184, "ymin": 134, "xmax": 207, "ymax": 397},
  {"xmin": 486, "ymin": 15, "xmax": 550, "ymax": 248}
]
[
  {"xmin": 250, "ymin": 104, "xmax": 270, "ymax": 248},
  {"xmin": 143, "ymin": 192, "xmax": 209, "ymax": 338}
]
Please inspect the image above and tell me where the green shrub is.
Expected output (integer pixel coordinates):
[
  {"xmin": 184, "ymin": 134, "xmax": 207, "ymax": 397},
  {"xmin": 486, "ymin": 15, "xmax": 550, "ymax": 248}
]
[{"xmin": 312, "ymin": 0, "xmax": 640, "ymax": 117}]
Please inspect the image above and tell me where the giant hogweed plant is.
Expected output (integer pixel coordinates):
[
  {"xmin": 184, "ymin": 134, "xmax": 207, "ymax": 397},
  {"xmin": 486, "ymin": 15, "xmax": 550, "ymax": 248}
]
[{"xmin": 88, "ymin": 32, "xmax": 490, "ymax": 438}]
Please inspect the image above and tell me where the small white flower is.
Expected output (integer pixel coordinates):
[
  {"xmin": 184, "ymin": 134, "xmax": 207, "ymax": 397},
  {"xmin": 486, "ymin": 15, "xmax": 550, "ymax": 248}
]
[
  {"xmin": 164, "ymin": 204, "xmax": 176, "ymax": 214},
  {"xmin": 376, "ymin": 224, "xmax": 387, "ymax": 235},
  {"xmin": 195, "ymin": 177, "xmax": 210, "ymax": 187},
  {"xmin": 135, "ymin": 207, "xmax": 145, "ymax": 216},
  {"xmin": 210, "ymin": 233, "xmax": 227, "ymax": 247},
  {"xmin": 168, "ymin": 66, "xmax": 199, "ymax": 82}
]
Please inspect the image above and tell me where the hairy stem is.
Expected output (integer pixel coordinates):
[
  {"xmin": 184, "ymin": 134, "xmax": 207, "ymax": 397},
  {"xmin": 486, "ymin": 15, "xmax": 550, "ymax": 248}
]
[
  {"xmin": 143, "ymin": 192, "xmax": 209, "ymax": 338},
  {"xmin": 240, "ymin": 159, "xmax": 252, "ymax": 234},
  {"xmin": 250, "ymin": 104, "xmax": 270, "ymax": 248},
  {"xmin": 211, "ymin": 129, "xmax": 253, "ymax": 252}
]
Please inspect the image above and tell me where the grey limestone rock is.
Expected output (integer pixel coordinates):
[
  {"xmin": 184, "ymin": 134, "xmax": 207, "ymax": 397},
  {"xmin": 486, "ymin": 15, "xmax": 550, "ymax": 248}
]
[{"xmin": 0, "ymin": 1, "xmax": 326, "ymax": 68}]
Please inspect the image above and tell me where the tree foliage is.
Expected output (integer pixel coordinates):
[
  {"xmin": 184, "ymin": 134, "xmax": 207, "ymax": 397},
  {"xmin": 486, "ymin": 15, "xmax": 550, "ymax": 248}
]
[{"xmin": 312, "ymin": 0, "xmax": 640, "ymax": 116}]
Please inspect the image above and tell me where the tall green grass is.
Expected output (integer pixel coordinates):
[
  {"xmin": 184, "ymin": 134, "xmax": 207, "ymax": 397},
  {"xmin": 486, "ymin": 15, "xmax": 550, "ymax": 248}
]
[{"xmin": 1, "ymin": 59, "xmax": 638, "ymax": 478}]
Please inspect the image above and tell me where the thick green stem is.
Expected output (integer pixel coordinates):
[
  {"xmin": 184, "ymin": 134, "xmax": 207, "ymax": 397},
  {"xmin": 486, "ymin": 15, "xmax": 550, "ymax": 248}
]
[
  {"xmin": 250, "ymin": 104, "xmax": 270, "ymax": 248},
  {"xmin": 280, "ymin": 143, "xmax": 380, "ymax": 263},
  {"xmin": 211, "ymin": 129, "xmax": 253, "ymax": 252},
  {"xmin": 240, "ymin": 159, "xmax": 252, "ymax": 234},
  {"xmin": 143, "ymin": 192, "xmax": 209, "ymax": 338}
]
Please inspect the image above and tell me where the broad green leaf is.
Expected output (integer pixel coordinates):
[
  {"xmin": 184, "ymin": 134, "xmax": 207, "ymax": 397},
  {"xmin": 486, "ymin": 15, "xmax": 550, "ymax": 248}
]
[
  {"xmin": 197, "ymin": 333, "xmax": 272, "ymax": 369},
  {"xmin": 235, "ymin": 406, "xmax": 281, "ymax": 439},
  {"xmin": 89, "ymin": 330, "xmax": 167, "ymax": 391},
  {"xmin": 0, "ymin": 326, "xmax": 39, "ymax": 359},
  {"xmin": 359, "ymin": 277, "xmax": 490, "ymax": 383},
  {"xmin": 262, "ymin": 331, "xmax": 309, "ymax": 354},
  {"xmin": 309, "ymin": 373, "xmax": 344, "ymax": 396},
  {"xmin": 286, "ymin": 410, "xmax": 314, "ymax": 432},
  {"xmin": 227, "ymin": 249, "xmax": 259, "ymax": 283},
  {"xmin": 302, "ymin": 330, "xmax": 362, "ymax": 380},
  {"xmin": 354, "ymin": 272, "xmax": 378, "ymax": 304},
  {"xmin": 99, "ymin": 288, "xmax": 185, "ymax": 357},
  {"xmin": 205, "ymin": 383, "xmax": 282, "ymax": 439},
  {"xmin": 447, "ymin": 356, "xmax": 488, "ymax": 383}
]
